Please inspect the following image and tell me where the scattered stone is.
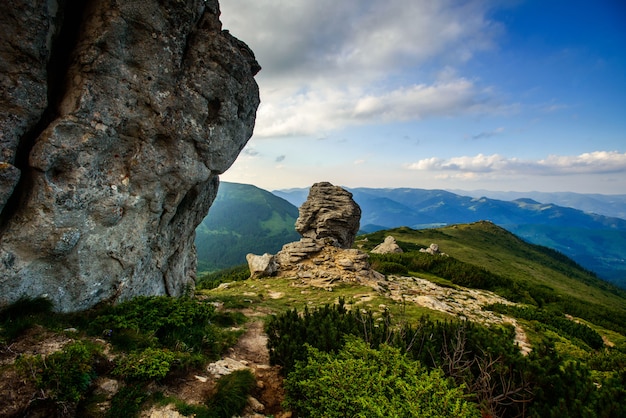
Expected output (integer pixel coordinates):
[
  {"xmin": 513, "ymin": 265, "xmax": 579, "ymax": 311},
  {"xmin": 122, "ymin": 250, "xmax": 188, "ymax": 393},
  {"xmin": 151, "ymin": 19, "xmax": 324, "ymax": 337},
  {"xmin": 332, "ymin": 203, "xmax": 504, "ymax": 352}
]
[
  {"xmin": 248, "ymin": 396, "xmax": 265, "ymax": 412},
  {"xmin": 145, "ymin": 403, "xmax": 186, "ymax": 418},
  {"xmin": 207, "ymin": 357, "xmax": 249, "ymax": 377},
  {"xmin": 371, "ymin": 236, "xmax": 403, "ymax": 254},
  {"xmin": 92, "ymin": 377, "xmax": 120, "ymax": 398},
  {"xmin": 247, "ymin": 253, "xmax": 278, "ymax": 278},
  {"xmin": 419, "ymin": 243, "xmax": 448, "ymax": 256}
]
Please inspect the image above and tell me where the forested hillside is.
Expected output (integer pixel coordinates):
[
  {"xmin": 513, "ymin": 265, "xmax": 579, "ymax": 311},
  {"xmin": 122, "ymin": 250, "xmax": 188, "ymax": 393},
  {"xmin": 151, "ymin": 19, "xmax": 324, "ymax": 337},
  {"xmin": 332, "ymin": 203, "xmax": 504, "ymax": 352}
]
[{"xmin": 195, "ymin": 183, "xmax": 300, "ymax": 272}]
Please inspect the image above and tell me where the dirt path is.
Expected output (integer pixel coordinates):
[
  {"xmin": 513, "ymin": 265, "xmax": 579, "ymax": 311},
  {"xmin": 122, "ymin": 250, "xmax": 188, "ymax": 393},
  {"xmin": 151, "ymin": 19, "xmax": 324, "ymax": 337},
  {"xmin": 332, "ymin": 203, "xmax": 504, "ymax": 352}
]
[{"xmin": 226, "ymin": 318, "xmax": 287, "ymax": 417}]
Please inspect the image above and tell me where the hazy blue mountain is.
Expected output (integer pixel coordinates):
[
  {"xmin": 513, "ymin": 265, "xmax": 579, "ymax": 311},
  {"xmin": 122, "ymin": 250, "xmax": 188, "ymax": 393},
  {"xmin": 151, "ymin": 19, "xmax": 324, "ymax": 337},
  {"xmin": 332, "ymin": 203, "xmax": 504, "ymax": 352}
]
[
  {"xmin": 195, "ymin": 182, "xmax": 300, "ymax": 272},
  {"xmin": 273, "ymin": 186, "xmax": 626, "ymax": 287},
  {"xmin": 449, "ymin": 189, "xmax": 626, "ymax": 220}
]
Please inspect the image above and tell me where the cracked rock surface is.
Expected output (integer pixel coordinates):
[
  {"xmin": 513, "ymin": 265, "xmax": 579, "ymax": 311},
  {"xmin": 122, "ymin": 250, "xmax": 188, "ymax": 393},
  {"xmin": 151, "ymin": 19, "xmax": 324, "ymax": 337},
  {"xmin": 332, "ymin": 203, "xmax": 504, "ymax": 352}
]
[{"xmin": 0, "ymin": 0, "xmax": 259, "ymax": 311}]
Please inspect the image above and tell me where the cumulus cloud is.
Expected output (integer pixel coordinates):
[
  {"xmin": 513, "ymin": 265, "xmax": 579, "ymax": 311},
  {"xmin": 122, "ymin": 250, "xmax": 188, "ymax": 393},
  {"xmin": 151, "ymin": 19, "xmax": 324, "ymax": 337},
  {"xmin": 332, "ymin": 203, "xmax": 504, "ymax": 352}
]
[
  {"xmin": 407, "ymin": 151, "xmax": 626, "ymax": 176},
  {"xmin": 220, "ymin": 0, "xmax": 504, "ymax": 137}
]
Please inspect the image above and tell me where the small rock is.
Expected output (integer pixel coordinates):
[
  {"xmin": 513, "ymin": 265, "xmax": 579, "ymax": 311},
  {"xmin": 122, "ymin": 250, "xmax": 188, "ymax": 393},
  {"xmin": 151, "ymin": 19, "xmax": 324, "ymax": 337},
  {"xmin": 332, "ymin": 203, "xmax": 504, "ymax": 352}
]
[
  {"xmin": 248, "ymin": 396, "xmax": 265, "ymax": 412},
  {"xmin": 371, "ymin": 236, "xmax": 403, "ymax": 254}
]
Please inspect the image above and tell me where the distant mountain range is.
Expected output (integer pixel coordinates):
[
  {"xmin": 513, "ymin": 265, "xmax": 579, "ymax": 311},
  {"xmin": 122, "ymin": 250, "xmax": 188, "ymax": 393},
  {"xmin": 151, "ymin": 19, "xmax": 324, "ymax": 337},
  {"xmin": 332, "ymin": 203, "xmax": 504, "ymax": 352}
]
[
  {"xmin": 273, "ymin": 186, "xmax": 626, "ymax": 288},
  {"xmin": 448, "ymin": 190, "xmax": 626, "ymax": 220},
  {"xmin": 195, "ymin": 183, "xmax": 626, "ymax": 288}
]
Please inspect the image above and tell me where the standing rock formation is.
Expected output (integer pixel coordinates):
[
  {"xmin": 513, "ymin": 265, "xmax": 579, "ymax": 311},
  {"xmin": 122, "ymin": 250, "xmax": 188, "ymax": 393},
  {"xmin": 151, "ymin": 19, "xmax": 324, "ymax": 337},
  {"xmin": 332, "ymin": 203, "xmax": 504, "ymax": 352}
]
[
  {"xmin": 295, "ymin": 182, "xmax": 361, "ymax": 249},
  {"xmin": 0, "ymin": 0, "xmax": 260, "ymax": 311},
  {"xmin": 247, "ymin": 182, "xmax": 384, "ymax": 287}
]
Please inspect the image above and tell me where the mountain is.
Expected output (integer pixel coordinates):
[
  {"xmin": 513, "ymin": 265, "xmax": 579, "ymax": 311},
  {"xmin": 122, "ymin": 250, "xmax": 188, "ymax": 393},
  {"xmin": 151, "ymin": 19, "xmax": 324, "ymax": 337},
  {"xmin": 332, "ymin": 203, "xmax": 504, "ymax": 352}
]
[
  {"xmin": 273, "ymin": 186, "xmax": 626, "ymax": 288},
  {"xmin": 195, "ymin": 182, "xmax": 300, "ymax": 272},
  {"xmin": 450, "ymin": 189, "xmax": 626, "ymax": 220}
]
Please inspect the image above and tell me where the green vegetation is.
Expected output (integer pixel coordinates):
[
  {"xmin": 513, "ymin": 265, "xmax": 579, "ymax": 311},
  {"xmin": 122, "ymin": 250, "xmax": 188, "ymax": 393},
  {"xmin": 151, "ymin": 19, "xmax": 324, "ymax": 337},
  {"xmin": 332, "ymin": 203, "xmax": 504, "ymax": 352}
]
[
  {"xmin": 196, "ymin": 263, "xmax": 251, "ymax": 289},
  {"xmin": 285, "ymin": 337, "xmax": 480, "ymax": 418},
  {"xmin": 3, "ymin": 220, "xmax": 626, "ymax": 417},
  {"xmin": 207, "ymin": 369, "xmax": 257, "ymax": 417},
  {"xmin": 195, "ymin": 182, "xmax": 300, "ymax": 272},
  {"xmin": 267, "ymin": 301, "xmax": 626, "ymax": 418},
  {"xmin": 112, "ymin": 347, "xmax": 176, "ymax": 381},
  {"xmin": 16, "ymin": 340, "xmax": 101, "ymax": 404},
  {"xmin": 1, "ymin": 296, "xmax": 247, "ymax": 416},
  {"xmin": 360, "ymin": 222, "xmax": 626, "ymax": 335},
  {"xmin": 489, "ymin": 304, "xmax": 604, "ymax": 350}
]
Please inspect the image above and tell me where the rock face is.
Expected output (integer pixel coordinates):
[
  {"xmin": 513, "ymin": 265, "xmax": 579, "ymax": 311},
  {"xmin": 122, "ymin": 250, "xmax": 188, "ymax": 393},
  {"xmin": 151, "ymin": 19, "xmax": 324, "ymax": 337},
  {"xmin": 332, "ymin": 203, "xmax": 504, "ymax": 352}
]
[
  {"xmin": 295, "ymin": 182, "xmax": 361, "ymax": 249},
  {"xmin": 0, "ymin": 0, "xmax": 260, "ymax": 311},
  {"xmin": 371, "ymin": 236, "xmax": 403, "ymax": 254}
]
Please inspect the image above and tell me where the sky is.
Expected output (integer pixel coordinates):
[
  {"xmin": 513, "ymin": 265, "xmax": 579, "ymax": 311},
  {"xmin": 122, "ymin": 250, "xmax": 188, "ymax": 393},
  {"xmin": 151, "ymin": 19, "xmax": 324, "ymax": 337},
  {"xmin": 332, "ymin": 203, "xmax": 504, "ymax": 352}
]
[{"xmin": 218, "ymin": 0, "xmax": 626, "ymax": 194}]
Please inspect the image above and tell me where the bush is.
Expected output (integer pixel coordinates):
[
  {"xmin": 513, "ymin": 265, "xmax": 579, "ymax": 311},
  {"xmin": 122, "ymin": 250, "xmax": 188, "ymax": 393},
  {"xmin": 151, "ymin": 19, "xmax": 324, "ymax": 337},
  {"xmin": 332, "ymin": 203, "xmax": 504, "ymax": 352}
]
[
  {"xmin": 113, "ymin": 348, "xmax": 176, "ymax": 381},
  {"xmin": 16, "ymin": 340, "xmax": 100, "ymax": 404},
  {"xmin": 106, "ymin": 384, "xmax": 149, "ymax": 418},
  {"xmin": 207, "ymin": 369, "xmax": 257, "ymax": 418},
  {"xmin": 284, "ymin": 337, "xmax": 480, "ymax": 418},
  {"xmin": 90, "ymin": 296, "xmax": 223, "ymax": 357}
]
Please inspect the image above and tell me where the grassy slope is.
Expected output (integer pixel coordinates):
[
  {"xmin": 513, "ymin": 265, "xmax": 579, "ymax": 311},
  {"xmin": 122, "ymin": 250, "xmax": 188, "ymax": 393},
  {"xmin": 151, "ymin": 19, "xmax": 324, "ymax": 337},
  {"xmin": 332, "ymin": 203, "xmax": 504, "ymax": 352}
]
[{"xmin": 360, "ymin": 222, "xmax": 626, "ymax": 312}]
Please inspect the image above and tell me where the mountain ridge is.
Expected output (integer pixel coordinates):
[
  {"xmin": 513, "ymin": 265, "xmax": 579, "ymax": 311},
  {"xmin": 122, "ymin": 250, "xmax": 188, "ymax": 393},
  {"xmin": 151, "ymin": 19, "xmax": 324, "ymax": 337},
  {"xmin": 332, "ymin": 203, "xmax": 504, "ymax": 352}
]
[{"xmin": 230, "ymin": 183, "xmax": 625, "ymax": 287}]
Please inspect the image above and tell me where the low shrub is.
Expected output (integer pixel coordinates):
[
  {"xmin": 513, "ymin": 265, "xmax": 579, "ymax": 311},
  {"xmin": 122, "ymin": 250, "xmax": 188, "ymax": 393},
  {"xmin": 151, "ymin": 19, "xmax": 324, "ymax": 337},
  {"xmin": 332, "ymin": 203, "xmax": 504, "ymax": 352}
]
[
  {"xmin": 284, "ymin": 337, "xmax": 480, "ymax": 418},
  {"xmin": 207, "ymin": 369, "xmax": 257, "ymax": 418},
  {"xmin": 113, "ymin": 348, "xmax": 176, "ymax": 381},
  {"xmin": 16, "ymin": 340, "xmax": 101, "ymax": 404}
]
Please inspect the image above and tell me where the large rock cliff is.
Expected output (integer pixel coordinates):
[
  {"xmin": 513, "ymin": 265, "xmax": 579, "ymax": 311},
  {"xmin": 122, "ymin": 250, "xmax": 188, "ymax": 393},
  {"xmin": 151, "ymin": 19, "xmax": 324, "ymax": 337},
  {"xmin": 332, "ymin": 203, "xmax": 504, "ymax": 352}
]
[{"xmin": 0, "ymin": 0, "xmax": 260, "ymax": 311}]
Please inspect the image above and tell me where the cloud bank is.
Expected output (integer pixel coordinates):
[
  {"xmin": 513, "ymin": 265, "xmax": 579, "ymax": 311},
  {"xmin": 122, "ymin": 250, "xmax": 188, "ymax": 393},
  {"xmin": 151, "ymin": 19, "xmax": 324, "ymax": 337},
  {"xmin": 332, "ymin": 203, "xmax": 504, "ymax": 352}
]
[
  {"xmin": 220, "ymin": 0, "xmax": 503, "ymax": 137},
  {"xmin": 407, "ymin": 151, "xmax": 626, "ymax": 177}
]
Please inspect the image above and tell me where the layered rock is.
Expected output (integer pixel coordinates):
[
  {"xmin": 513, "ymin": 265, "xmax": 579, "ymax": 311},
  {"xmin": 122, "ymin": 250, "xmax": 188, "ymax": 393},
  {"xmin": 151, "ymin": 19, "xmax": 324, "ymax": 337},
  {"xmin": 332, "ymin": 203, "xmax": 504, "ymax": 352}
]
[
  {"xmin": 0, "ymin": 0, "xmax": 260, "ymax": 311},
  {"xmin": 295, "ymin": 182, "xmax": 361, "ymax": 249},
  {"xmin": 248, "ymin": 182, "xmax": 383, "ymax": 287}
]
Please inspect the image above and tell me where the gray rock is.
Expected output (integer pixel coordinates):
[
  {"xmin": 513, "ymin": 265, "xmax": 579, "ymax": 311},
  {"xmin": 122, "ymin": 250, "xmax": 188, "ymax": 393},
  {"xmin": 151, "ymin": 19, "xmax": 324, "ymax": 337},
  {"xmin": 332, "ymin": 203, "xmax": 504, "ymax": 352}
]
[
  {"xmin": 0, "ymin": 0, "xmax": 259, "ymax": 311},
  {"xmin": 246, "ymin": 253, "xmax": 278, "ymax": 278},
  {"xmin": 371, "ymin": 236, "xmax": 403, "ymax": 254},
  {"xmin": 295, "ymin": 182, "xmax": 361, "ymax": 249},
  {"xmin": 419, "ymin": 243, "xmax": 447, "ymax": 256}
]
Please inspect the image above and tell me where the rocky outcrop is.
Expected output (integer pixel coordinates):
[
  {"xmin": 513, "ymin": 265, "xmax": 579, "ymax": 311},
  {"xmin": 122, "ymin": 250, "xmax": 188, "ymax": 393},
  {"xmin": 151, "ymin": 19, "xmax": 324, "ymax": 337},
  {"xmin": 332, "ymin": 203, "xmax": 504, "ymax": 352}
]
[
  {"xmin": 0, "ymin": 0, "xmax": 260, "ymax": 311},
  {"xmin": 371, "ymin": 236, "xmax": 403, "ymax": 254},
  {"xmin": 295, "ymin": 182, "xmax": 361, "ymax": 249},
  {"xmin": 248, "ymin": 182, "xmax": 383, "ymax": 287}
]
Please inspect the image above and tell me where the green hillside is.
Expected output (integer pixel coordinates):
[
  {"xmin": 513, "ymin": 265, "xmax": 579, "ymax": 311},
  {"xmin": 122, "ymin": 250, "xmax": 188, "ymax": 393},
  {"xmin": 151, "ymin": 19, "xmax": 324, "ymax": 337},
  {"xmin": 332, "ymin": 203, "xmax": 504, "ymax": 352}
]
[
  {"xmin": 359, "ymin": 222, "xmax": 626, "ymax": 334},
  {"xmin": 204, "ymin": 221, "xmax": 626, "ymax": 417},
  {"xmin": 195, "ymin": 182, "xmax": 300, "ymax": 272}
]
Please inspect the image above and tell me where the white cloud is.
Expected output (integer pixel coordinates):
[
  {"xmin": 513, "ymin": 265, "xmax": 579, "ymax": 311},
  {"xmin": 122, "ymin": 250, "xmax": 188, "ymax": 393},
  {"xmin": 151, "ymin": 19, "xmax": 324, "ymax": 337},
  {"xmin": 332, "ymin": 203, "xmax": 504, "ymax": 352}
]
[
  {"xmin": 220, "ymin": 0, "xmax": 504, "ymax": 137},
  {"xmin": 407, "ymin": 151, "xmax": 626, "ymax": 176}
]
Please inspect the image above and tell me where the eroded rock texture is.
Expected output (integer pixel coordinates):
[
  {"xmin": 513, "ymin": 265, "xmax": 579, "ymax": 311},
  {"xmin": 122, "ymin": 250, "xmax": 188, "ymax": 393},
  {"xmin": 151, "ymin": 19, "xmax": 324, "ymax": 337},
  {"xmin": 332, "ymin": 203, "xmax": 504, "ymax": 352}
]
[
  {"xmin": 0, "ymin": 0, "xmax": 260, "ymax": 311},
  {"xmin": 295, "ymin": 182, "xmax": 361, "ymax": 249}
]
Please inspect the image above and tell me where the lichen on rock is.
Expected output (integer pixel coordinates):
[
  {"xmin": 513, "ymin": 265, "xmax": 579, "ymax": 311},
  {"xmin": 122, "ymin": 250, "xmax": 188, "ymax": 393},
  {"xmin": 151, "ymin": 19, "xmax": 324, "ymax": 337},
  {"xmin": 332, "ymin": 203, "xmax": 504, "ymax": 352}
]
[{"xmin": 0, "ymin": 0, "xmax": 260, "ymax": 311}]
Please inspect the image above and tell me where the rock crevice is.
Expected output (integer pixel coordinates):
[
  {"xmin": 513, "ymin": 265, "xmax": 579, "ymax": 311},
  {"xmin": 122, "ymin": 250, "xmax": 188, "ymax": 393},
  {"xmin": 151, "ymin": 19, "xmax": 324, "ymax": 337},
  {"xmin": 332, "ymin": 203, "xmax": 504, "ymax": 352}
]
[{"xmin": 0, "ymin": 0, "xmax": 260, "ymax": 311}]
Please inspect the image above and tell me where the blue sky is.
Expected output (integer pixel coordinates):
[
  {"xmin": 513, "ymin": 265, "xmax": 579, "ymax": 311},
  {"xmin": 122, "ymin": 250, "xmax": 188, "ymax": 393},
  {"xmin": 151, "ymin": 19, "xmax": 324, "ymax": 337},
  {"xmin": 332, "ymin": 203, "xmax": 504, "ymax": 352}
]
[{"xmin": 219, "ymin": 0, "xmax": 626, "ymax": 194}]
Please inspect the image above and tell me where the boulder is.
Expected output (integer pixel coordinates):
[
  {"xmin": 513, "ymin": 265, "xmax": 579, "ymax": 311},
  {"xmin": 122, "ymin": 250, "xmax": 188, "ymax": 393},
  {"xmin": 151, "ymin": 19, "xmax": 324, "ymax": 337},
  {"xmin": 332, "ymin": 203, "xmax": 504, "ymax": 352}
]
[
  {"xmin": 246, "ymin": 253, "xmax": 278, "ymax": 279},
  {"xmin": 0, "ymin": 0, "xmax": 260, "ymax": 311},
  {"xmin": 295, "ymin": 182, "xmax": 361, "ymax": 249},
  {"xmin": 371, "ymin": 236, "xmax": 403, "ymax": 254},
  {"xmin": 419, "ymin": 243, "xmax": 448, "ymax": 256}
]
